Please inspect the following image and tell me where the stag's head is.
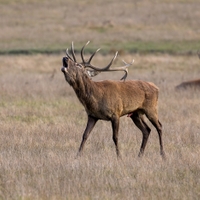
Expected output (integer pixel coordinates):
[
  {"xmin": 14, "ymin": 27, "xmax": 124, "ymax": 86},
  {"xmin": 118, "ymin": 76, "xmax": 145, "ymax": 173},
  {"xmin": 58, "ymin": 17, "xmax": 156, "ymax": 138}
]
[
  {"xmin": 61, "ymin": 56, "xmax": 88, "ymax": 86},
  {"xmin": 61, "ymin": 41, "xmax": 134, "ymax": 83}
]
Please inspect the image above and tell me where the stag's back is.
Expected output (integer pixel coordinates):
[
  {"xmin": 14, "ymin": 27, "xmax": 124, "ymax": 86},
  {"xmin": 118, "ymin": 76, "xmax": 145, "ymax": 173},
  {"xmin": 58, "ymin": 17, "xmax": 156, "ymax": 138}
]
[{"xmin": 92, "ymin": 80, "xmax": 159, "ymax": 118}]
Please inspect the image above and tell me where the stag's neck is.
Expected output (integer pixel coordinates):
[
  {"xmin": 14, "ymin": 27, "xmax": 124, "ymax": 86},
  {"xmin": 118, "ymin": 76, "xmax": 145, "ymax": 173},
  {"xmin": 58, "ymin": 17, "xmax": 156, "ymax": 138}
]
[{"xmin": 72, "ymin": 72, "xmax": 97, "ymax": 107}]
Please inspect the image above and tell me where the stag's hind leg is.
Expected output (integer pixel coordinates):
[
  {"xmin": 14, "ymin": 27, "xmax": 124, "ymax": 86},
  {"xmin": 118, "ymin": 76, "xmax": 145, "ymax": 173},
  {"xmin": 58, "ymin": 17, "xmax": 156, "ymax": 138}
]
[
  {"xmin": 111, "ymin": 116, "xmax": 121, "ymax": 158},
  {"xmin": 145, "ymin": 110, "xmax": 166, "ymax": 159},
  {"xmin": 130, "ymin": 112, "xmax": 151, "ymax": 157}
]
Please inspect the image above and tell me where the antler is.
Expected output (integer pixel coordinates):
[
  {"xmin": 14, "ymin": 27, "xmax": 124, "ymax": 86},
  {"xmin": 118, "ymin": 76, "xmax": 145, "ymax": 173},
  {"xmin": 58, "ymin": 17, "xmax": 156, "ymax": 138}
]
[
  {"xmin": 65, "ymin": 41, "xmax": 77, "ymax": 62},
  {"xmin": 80, "ymin": 41, "xmax": 134, "ymax": 81},
  {"xmin": 80, "ymin": 41, "xmax": 101, "ymax": 66},
  {"xmin": 86, "ymin": 57, "xmax": 134, "ymax": 81},
  {"xmin": 71, "ymin": 42, "xmax": 77, "ymax": 62}
]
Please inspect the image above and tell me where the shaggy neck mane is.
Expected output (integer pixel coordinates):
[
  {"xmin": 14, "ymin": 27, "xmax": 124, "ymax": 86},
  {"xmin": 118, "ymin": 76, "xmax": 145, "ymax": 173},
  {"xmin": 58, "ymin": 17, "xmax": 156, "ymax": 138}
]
[{"xmin": 72, "ymin": 70, "xmax": 96, "ymax": 106}]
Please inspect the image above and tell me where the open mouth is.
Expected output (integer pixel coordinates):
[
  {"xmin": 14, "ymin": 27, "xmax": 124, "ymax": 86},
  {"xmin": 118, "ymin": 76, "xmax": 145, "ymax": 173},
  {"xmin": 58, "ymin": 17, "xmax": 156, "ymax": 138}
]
[{"xmin": 61, "ymin": 57, "xmax": 68, "ymax": 73}]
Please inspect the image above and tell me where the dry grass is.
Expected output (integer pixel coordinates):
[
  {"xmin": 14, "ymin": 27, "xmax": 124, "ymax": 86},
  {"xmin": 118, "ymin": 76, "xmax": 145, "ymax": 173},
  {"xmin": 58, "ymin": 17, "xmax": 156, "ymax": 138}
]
[
  {"xmin": 0, "ymin": 53, "xmax": 200, "ymax": 199},
  {"xmin": 0, "ymin": 0, "xmax": 200, "ymax": 198}
]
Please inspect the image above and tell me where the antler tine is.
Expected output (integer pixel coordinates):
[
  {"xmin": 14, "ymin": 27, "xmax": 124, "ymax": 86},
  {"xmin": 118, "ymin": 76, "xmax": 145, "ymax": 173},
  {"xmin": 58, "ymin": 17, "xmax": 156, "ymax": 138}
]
[
  {"xmin": 80, "ymin": 41, "xmax": 118, "ymax": 71},
  {"xmin": 71, "ymin": 42, "xmax": 77, "ymax": 62},
  {"xmin": 120, "ymin": 70, "xmax": 128, "ymax": 81},
  {"xmin": 66, "ymin": 48, "xmax": 73, "ymax": 61},
  {"xmin": 122, "ymin": 59, "xmax": 134, "ymax": 66},
  {"xmin": 87, "ymin": 48, "xmax": 101, "ymax": 64},
  {"xmin": 81, "ymin": 41, "xmax": 90, "ymax": 64},
  {"xmin": 107, "ymin": 59, "xmax": 134, "ymax": 81},
  {"xmin": 85, "ymin": 51, "xmax": 118, "ymax": 71},
  {"xmin": 103, "ymin": 51, "xmax": 118, "ymax": 70},
  {"xmin": 121, "ymin": 59, "xmax": 134, "ymax": 80}
]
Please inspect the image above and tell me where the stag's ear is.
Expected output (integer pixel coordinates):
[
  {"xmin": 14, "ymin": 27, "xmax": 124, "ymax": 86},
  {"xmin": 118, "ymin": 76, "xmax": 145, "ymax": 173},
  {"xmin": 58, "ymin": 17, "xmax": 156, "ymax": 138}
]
[
  {"xmin": 86, "ymin": 69, "xmax": 100, "ymax": 77},
  {"xmin": 76, "ymin": 63, "xmax": 84, "ymax": 69}
]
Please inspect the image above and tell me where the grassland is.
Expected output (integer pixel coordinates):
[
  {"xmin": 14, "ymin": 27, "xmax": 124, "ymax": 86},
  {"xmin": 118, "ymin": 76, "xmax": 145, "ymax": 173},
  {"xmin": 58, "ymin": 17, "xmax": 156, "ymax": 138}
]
[
  {"xmin": 0, "ymin": 0, "xmax": 200, "ymax": 199},
  {"xmin": 0, "ymin": 53, "xmax": 200, "ymax": 199}
]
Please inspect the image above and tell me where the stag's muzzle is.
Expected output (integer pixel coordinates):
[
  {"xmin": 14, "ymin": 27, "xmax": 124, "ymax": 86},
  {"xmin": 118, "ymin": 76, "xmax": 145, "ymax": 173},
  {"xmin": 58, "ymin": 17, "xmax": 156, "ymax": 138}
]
[{"xmin": 61, "ymin": 66, "xmax": 67, "ymax": 73}]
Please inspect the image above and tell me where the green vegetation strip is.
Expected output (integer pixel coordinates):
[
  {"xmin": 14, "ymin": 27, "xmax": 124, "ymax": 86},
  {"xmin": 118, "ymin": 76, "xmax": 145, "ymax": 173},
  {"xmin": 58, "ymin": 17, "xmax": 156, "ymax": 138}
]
[{"xmin": 0, "ymin": 40, "xmax": 199, "ymax": 55}]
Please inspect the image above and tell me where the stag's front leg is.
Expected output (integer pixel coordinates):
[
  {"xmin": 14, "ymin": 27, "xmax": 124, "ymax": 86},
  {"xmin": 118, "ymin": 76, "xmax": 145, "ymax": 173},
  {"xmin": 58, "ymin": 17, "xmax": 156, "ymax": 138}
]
[
  {"xmin": 111, "ymin": 116, "xmax": 121, "ymax": 158},
  {"xmin": 78, "ymin": 115, "xmax": 98, "ymax": 156}
]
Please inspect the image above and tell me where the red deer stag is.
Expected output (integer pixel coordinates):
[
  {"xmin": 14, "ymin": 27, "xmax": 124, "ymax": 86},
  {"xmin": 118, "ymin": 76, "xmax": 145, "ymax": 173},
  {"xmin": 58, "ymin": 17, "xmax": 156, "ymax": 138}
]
[
  {"xmin": 61, "ymin": 42, "xmax": 165, "ymax": 159},
  {"xmin": 175, "ymin": 79, "xmax": 200, "ymax": 90},
  {"xmin": 176, "ymin": 51, "xmax": 200, "ymax": 90}
]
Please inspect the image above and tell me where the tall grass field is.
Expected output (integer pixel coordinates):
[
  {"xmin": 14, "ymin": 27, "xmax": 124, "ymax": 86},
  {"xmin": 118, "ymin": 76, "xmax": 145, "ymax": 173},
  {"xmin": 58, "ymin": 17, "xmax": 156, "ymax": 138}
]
[
  {"xmin": 0, "ymin": 53, "xmax": 199, "ymax": 199},
  {"xmin": 0, "ymin": 0, "xmax": 200, "ymax": 199}
]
